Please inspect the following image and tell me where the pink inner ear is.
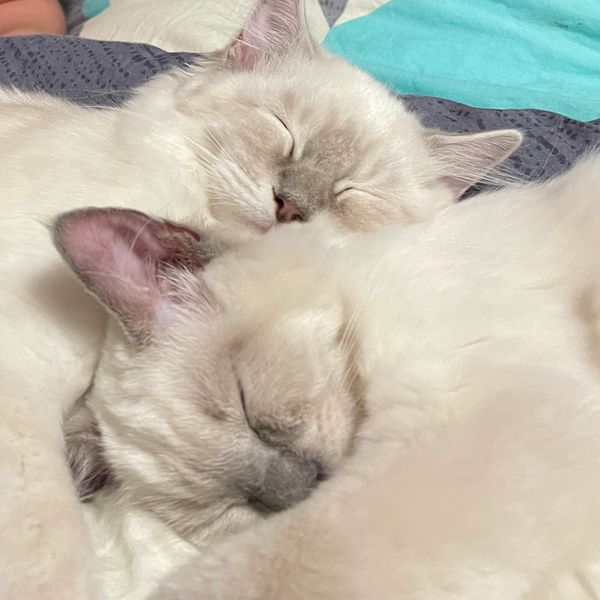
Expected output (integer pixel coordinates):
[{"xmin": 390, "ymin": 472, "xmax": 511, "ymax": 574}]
[
  {"xmin": 228, "ymin": 0, "xmax": 303, "ymax": 70},
  {"xmin": 55, "ymin": 209, "xmax": 205, "ymax": 338},
  {"xmin": 235, "ymin": 7, "xmax": 272, "ymax": 70}
]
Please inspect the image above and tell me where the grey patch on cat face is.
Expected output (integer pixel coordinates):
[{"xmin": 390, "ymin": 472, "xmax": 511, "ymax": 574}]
[
  {"xmin": 275, "ymin": 129, "xmax": 355, "ymax": 221},
  {"xmin": 241, "ymin": 450, "xmax": 323, "ymax": 512},
  {"xmin": 64, "ymin": 397, "xmax": 112, "ymax": 499},
  {"xmin": 318, "ymin": 0, "xmax": 348, "ymax": 26}
]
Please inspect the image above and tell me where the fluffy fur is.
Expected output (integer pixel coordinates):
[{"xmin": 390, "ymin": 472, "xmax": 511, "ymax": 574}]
[
  {"xmin": 66, "ymin": 155, "xmax": 600, "ymax": 599},
  {"xmin": 56, "ymin": 207, "xmax": 361, "ymax": 545},
  {"xmin": 0, "ymin": 0, "xmax": 521, "ymax": 595}
]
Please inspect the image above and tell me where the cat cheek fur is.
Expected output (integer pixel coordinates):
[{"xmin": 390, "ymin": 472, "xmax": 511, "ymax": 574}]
[
  {"xmin": 200, "ymin": 115, "xmax": 284, "ymax": 233},
  {"xmin": 172, "ymin": 0, "xmax": 522, "ymax": 234}
]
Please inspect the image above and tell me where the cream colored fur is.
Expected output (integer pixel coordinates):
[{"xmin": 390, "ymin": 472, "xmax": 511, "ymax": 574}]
[
  {"xmin": 0, "ymin": 1, "xmax": 521, "ymax": 596},
  {"xmin": 74, "ymin": 258, "xmax": 359, "ymax": 546},
  {"xmin": 141, "ymin": 155, "xmax": 600, "ymax": 599},
  {"xmin": 81, "ymin": 0, "xmax": 330, "ymax": 52}
]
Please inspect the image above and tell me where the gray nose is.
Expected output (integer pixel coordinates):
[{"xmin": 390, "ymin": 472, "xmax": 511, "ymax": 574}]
[{"xmin": 248, "ymin": 454, "xmax": 324, "ymax": 512}]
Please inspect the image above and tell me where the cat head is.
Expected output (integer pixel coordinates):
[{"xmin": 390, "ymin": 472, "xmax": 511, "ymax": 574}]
[
  {"xmin": 57, "ymin": 208, "xmax": 361, "ymax": 543},
  {"xmin": 169, "ymin": 0, "xmax": 522, "ymax": 233}
]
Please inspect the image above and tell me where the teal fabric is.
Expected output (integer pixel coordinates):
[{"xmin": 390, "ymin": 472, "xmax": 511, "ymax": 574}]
[
  {"xmin": 82, "ymin": 0, "xmax": 109, "ymax": 19},
  {"xmin": 324, "ymin": 0, "xmax": 600, "ymax": 121}
]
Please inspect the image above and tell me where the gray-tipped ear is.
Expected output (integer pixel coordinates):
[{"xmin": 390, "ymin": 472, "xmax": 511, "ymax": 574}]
[
  {"xmin": 224, "ymin": 0, "xmax": 314, "ymax": 70},
  {"xmin": 64, "ymin": 399, "xmax": 112, "ymax": 500},
  {"xmin": 427, "ymin": 129, "xmax": 523, "ymax": 200}
]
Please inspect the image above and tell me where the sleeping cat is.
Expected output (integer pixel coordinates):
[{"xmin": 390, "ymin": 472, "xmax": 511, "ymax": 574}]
[
  {"xmin": 58, "ymin": 154, "xmax": 600, "ymax": 598},
  {"xmin": 56, "ymin": 207, "xmax": 361, "ymax": 546},
  {"xmin": 0, "ymin": 0, "xmax": 521, "ymax": 596}
]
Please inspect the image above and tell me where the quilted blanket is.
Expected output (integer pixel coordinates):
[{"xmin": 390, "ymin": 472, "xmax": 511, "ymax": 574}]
[{"xmin": 0, "ymin": 35, "xmax": 597, "ymax": 186}]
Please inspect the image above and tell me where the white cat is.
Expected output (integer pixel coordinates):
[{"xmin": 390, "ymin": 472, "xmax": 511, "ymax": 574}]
[
  {"xmin": 55, "ymin": 206, "xmax": 361, "ymax": 548},
  {"xmin": 54, "ymin": 155, "xmax": 600, "ymax": 598},
  {"xmin": 0, "ymin": 0, "xmax": 520, "ymax": 596}
]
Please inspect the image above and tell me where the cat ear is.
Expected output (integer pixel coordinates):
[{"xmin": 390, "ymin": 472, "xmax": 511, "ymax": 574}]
[
  {"xmin": 225, "ymin": 0, "xmax": 314, "ymax": 70},
  {"xmin": 426, "ymin": 129, "xmax": 523, "ymax": 200},
  {"xmin": 54, "ymin": 208, "xmax": 207, "ymax": 343}
]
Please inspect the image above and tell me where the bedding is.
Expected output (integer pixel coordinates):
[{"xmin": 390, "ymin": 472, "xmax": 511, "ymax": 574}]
[
  {"xmin": 76, "ymin": 0, "xmax": 386, "ymax": 50},
  {"xmin": 78, "ymin": 0, "xmax": 330, "ymax": 53},
  {"xmin": 0, "ymin": 36, "xmax": 598, "ymax": 186},
  {"xmin": 77, "ymin": 0, "xmax": 600, "ymax": 121},
  {"xmin": 325, "ymin": 0, "xmax": 600, "ymax": 122},
  {"xmin": 76, "ymin": 0, "xmax": 389, "ymax": 37}
]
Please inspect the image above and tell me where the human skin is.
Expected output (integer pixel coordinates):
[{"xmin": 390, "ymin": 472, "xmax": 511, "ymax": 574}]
[{"xmin": 0, "ymin": 0, "xmax": 66, "ymax": 35}]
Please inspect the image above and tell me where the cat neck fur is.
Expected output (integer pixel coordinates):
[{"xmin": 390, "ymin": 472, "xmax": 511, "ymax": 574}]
[{"xmin": 148, "ymin": 154, "xmax": 600, "ymax": 599}]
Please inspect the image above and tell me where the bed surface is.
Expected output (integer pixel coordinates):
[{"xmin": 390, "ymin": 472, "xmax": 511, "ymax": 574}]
[{"xmin": 0, "ymin": 35, "xmax": 598, "ymax": 188}]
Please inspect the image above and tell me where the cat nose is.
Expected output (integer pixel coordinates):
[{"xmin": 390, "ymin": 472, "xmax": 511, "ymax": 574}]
[
  {"xmin": 248, "ymin": 456, "xmax": 324, "ymax": 512},
  {"xmin": 274, "ymin": 193, "xmax": 303, "ymax": 223}
]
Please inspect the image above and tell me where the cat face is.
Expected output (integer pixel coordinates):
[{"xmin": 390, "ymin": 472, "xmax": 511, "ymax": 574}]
[
  {"xmin": 58, "ymin": 209, "xmax": 360, "ymax": 543},
  {"xmin": 173, "ymin": 0, "xmax": 522, "ymax": 233}
]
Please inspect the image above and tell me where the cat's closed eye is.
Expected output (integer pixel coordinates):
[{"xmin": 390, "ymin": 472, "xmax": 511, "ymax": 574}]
[
  {"xmin": 333, "ymin": 181, "xmax": 357, "ymax": 198},
  {"xmin": 273, "ymin": 114, "xmax": 295, "ymax": 159},
  {"xmin": 334, "ymin": 182, "xmax": 384, "ymax": 207},
  {"xmin": 237, "ymin": 377, "xmax": 277, "ymax": 444},
  {"xmin": 336, "ymin": 186, "xmax": 355, "ymax": 200},
  {"xmin": 238, "ymin": 378, "xmax": 252, "ymax": 428},
  {"xmin": 237, "ymin": 374, "xmax": 301, "ymax": 451}
]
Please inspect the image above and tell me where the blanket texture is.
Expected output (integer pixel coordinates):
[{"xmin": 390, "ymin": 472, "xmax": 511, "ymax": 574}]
[
  {"xmin": 0, "ymin": 36, "xmax": 598, "ymax": 185},
  {"xmin": 325, "ymin": 0, "xmax": 600, "ymax": 121}
]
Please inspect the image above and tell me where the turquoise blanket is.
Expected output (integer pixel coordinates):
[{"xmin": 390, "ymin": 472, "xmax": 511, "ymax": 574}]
[
  {"xmin": 325, "ymin": 0, "xmax": 600, "ymax": 121},
  {"xmin": 82, "ymin": 0, "xmax": 109, "ymax": 19}
]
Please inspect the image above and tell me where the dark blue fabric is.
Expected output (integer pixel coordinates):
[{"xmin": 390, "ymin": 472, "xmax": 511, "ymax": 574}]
[
  {"xmin": 0, "ymin": 36, "xmax": 597, "ymax": 183},
  {"xmin": 406, "ymin": 96, "xmax": 600, "ymax": 184},
  {"xmin": 0, "ymin": 36, "xmax": 198, "ymax": 107}
]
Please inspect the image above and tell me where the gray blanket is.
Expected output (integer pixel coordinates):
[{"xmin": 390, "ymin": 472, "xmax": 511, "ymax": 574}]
[{"xmin": 1, "ymin": 36, "xmax": 598, "ymax": 186}]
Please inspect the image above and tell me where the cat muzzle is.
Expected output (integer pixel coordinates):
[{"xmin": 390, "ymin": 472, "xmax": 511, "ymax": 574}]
[{"xmin": 246, "ymin": 454, "xmax": 324, "ymax": 513}]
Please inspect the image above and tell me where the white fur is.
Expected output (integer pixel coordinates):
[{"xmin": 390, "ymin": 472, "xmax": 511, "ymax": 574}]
[
  {"xmin": 0, "ymin": 82, "xmax": 205, "ymax": 599},
  {"xmin": 81, "ymin": 0, "xmax": 329, "ymax": 53},
  {"xmin": 0, "ymin": 1, "xmax": 520, "ymax": 594},
  {"xmin": 81, "ymin": 495, "xmax": 197, "ymax": 600},
  {"xmin": 145, "ymin": 155, "xmax": 600, "ymax": 599}
]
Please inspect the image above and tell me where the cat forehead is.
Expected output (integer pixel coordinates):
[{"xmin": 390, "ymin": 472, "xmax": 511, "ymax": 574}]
[
  {"xmin": 200, "ymin": 238, "xmax": 339, "ymax": 318},
  {"xmin": 203, "ymin": 70, "xmax": 424, "ymax": 182},
  {"xmin": 195, "ymin": 51, "xmax": 414, "ymax": 133},
  {"xmin": 263, "ymin": 63, "xmax": 407, "ymax": 128}
]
